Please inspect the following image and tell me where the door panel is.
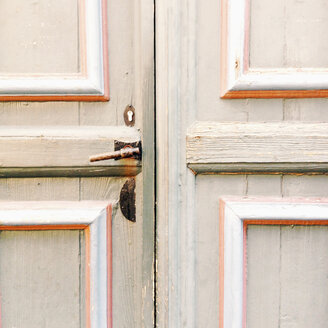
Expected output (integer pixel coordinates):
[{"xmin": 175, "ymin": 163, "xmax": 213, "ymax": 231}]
[
  {"xmin": 0, "ymin": 230, "xmax": 85, "ymax": 328},
  {"xmin": 156, "ymin": 1, "xmax": 328, "ymax": 326},
  {"xmin": 247, "ymin": 224, "xmax": 328, "ymax": 328},
  {"xmin": 0, "ymin": 0, "xmax": 154, "ymax": 327}
]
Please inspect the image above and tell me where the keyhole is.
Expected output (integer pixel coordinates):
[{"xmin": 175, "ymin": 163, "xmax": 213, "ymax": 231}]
[
  {"xmin": 124, "ymin": 105, "xmax": 135, "ymax": 126},
  {"xmin": 127, "ymin": 110, "xmax": 134, "ymax": 122}
]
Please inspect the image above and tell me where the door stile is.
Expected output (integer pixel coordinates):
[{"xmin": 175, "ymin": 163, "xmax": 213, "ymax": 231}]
[{"xmin": 155, "ymin": 0, "xmax": 197, "ymax": 326}]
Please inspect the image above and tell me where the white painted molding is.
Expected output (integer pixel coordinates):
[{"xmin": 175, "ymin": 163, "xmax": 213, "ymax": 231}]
[
  {"xmin": 0, "ymin": 201, "xmax": 113, "ymax": 328},
  {"xmin": 0, "ymin": 126, "xmax": 141, "ymax": 177},
  {"xmin": 0, "ymin": 0, "xmax": 108, "ymax": 101},
  {"xmin": 221, "ymin": 0, "xmax": 328, "ymax": 98},
  {"xmin": 187, "ymin": 122, "xmax": 328, "ymax": 173},
  {"xmin": 219, "ymin": 197, "xmax": 328, "ymax": 328}
]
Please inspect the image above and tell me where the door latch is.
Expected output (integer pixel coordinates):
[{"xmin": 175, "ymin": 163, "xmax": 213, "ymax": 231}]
[{"xmin": 89, "ymin": 141, "xmax": 142, "ymax": 163}]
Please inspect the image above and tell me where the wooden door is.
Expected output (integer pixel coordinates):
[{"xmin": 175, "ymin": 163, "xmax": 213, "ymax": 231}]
[
  {"xmin": 0, "ymin": 0, "xmax": 154, "ymax": 327},
  {"xmin": 156, "ymin": 0, "xmax": 328, "ymax": 327}
]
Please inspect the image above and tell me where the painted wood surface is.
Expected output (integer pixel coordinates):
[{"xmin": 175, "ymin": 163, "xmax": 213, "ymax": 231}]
[
  {"xmin": 0, "ymin": 0, "xmax": 108, "ymax": 101},
  {"xmin": 0, "ymin": 126, "xmax": 141, "ymax": 177},
  {"xmin": 156, "ymin": 0, "xmax": 197, "ymax": 326},
  {"xmin": 250, "ymin": 0, "xmax": 328, "ymax": 69},
  {"xmin": 219, "ymin": 198, "xmax": 328, "ymax": 328},
  {"xmin": 0, "ymin": 201, "xmax": 112, "ymax": 328},
  {"xmin": 157, "ymin": 0, "xmax": 328, "ymax": 327},
  {"xmin": 187, "ymin": 122, "xmax": 328, "ymax": 173},
  {"xmin": 0, "ymin": 0, "xmax": 155, "ymax": 326},
  {"xmin": 221, "ymin": 0, "xmax": 328, "ymax": 98},
  {"xmin": 0, "ymin": 230, "xmax": 84, "ymax": 328},
  {"xmin": 247, "ymin": 225, "xmax": 328, "ymax": 328},
  {"xmin": 0, "ymin": 0, "xmax": 79, "ymax": 74}
]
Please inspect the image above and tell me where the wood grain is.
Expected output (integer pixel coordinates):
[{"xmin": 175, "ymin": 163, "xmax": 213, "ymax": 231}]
[
  {"xmin": 187, "ymin": 122, "xmax": 328, "ymax": 173},
  {"xmin": 247, "ymin": 225, "xmax": 328, "ymax": 328},
  {"xmin": 0, "ymin": 230, "xmax": 83, "ymax": 328},
  {"xmin": 0, "ymin": 126, "xmax": 141, "ymax": 177}
]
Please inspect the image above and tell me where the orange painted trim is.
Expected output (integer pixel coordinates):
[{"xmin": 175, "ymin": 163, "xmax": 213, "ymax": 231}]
[
  {"xmin": 244, "ymin": 219, "xmax": 328, "ymax": 226},
  {"xmin": 107, "ymin": 205, "xmax": 112, "ymax": 328},
  {"xmin": 242, "ymin": 221, "xmax": 247, "ymax": 328},
  {"xmin": 0, "ymin": 94, "xmax": 109, "ymax": 102},
  {"xmin": 219, "ymin": 199, "xmax": 226, "ymax": 328},
  {"xmin": 85, "ymin": 226, "xmax": 91, "ymax": 328},
  {"xmin": 221, "ymin": 89, "xmax": 328, "ymax": 99},
  {"xmin": 0, "ymin": 290, "xmax": 2, "ymax": 328},
  {"xmin": 0, "ymin": 224, "xmax": 88, "ymax": 231}
]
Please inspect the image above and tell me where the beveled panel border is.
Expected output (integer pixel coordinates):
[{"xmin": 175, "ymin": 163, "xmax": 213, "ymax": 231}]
[
  {"xmin": 219, "ymin": 197, "xmax": 328, "ymax": 328},
  {"xmin": 0, "ymin": 0, "xmax": 109, "ymax": 101},
  {"xmin": 0, "ymin": 201, "xmax": 112, "ymax": 328},
  {"xmin": 221, "ymin": 0, "xmax": 328, "ymax": 98}
]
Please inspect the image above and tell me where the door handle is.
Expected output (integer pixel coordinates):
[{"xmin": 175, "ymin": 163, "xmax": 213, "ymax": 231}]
[{"xmin": 89, "ymin": 141, "xmax": 142, "ymax": 162}]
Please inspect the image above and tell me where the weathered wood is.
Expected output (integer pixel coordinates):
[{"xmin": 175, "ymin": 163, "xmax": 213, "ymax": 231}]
[
  {"xmin": 187, "ymin": 122, "xmax": 328, "ymax": 173},
  {"xmin": 0, "ymin": 0, "xmax": 155, "ymax": 326},
  {"xmin": 81, "ymin": 177, "xmax": 136, "ymax": 327},
  {"xmin": 220, "ymin": 197, "xmax": 328, "ymax": 328},
  {"xmin": 0, "ymin": 126, "xmax": 141, "ymax": 177},
  {"xmin": 0, "ymin": 0, "xmax": 78, "ymax": 74},
  {"xmin": 0, "ymin": 201, "xmax": 112, "ymax": 328},
  {"xmin": 247, "ymin": 225, "xmax": 328, "ymax": 328},
  {"xmin": 0, "ymin": 0, "xmax": 108, "ymax": 101},
  {"xmin": 0, "ymin": 178, "xmax": 79, "ymax": 201},
  {"xmin": 0, "ymin": 230, "xmax": 83, "ymax": 328},
  {"xmin": 156, "ymin": 0, "xmax": 197, "ymax": 326},
  {"xmin": 221, "ymin": 0, "xmax": 328, "ymax": 98},
  {"xmin": 250, "ymin": 0, "xmax": 328, "ymax": 69},
  {"xmin": 246, "ymin": 226, "xmax": 280, "ymax": 328}
]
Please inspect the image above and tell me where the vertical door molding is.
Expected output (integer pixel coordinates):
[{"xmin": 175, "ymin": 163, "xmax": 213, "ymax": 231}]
[{"xmin": 156, "ymin": 0, "xmax": 197, "ymax": 326}]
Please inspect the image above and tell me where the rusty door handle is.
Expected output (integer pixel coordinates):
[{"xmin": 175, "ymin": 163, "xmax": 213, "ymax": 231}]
[{"xmin": 89, "ymin": 146, "xmax": 140, "ymax": 162}]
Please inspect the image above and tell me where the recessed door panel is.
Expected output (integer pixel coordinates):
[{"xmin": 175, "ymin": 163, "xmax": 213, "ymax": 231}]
[{"xmin": 0, "ymin": 230, "xmax": 85, "ymax": 328}]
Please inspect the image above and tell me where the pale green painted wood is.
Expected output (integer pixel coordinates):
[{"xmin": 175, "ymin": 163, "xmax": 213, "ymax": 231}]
[
  {"xmin": 247, "ymin": 225, "xmax": 328, "ymax": 328},
  {"xmin": 0, "ymin": 0, "xmax": 78, "ymax": 74},
  {"xmin": 0, "ymin": 230, "xmax": 85, "ymax": 328}
]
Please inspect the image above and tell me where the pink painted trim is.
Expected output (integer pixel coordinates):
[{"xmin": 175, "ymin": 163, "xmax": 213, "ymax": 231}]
[
  {"xmin": 0, "ymin": 291, "xmax": 2, "ymax": 328},
  {"xmin": 107, "ymin": 205, "xmax": 113, "ymax": 328},
  {"xmin": 85, "ymin": 226, "xmax": 91, "ymax": 328},
  {"xmin": 242, "ymin": 221, "xmax": 247, "ymax": 328}
]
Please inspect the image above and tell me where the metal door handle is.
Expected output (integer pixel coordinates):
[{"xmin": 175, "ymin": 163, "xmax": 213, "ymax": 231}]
[{"xmin": 89, "ymin": 146, "xmax": 140, "ymax": 162}]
